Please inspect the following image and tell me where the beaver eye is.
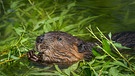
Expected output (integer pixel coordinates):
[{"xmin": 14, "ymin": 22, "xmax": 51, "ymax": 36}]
[{"xmin": 57, "ymin": 37, "xmax": 62, "ymax": 41}]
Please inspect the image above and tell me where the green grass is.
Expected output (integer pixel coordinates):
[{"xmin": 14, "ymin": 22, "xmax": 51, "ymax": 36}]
[{"xmin": 0, "ymin": 0, "xmax": 135, "ymax": 76}]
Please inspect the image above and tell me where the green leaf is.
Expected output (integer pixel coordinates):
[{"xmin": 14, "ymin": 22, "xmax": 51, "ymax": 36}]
[
  {"xmin": 71, "ymin": 71, "xmax": 79, "ymax": 76},
  {"xmin": 54, "ymin": 64, "xmax": 64, "ymax": 75},
  {"xmin": 95, "ymin": 55, "xmax": 107, "ymax": 60},
  {"xmin": 11, "ymin": 55, "xmax": 19, "ymax": 60},
  {"xmin": 63, "ymin": 62, "xmax": 79, "ymax": 75},
  {"xmin": 114, "ymin": 42, "xmax": 131, "ymax": 49},
  {"xmin": 92, "ymin": 49, "xmax": 101, "ymax": 56},
  {"xmin": 20, "ymin": 38, "xmax": 28, "ymax": 44},
  {"xmin": 109, "ymin": 67, "xmax": 119, "ymax": 76},
  {"xmin": 29, "ymin": 72, "xmax": 58, "ymax": 75},
  {"xmin": 67, "ymin": 2, "xmax": 76, "ymax": 9},
  {"xmin": 111, "ymin": 61, "xmax": 128, "ymax": 68},
  {"xmin": 13, "ymin": 27, "xmax": 25, "ymax": 36},
  {"xmin": 33, "ymin": 24, "xmax": 42, "ymax": 31},
  {"xmin": 102, "ymin": 39, "xmax": 111, "ymax": 54},
  {"xmin": 108, "ymin": 32, "xmax": 112, "ymax": 39}
]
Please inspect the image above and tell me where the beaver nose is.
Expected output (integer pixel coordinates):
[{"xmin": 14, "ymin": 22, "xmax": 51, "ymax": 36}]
[{"xmin": 36, "ymin": 35, "xmax": 44, "ymax": 43}]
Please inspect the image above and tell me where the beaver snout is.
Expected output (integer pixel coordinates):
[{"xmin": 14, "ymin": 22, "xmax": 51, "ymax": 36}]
[{"xmin": 36, "ymin": 35, "xmax": 44, "ymax": 43}]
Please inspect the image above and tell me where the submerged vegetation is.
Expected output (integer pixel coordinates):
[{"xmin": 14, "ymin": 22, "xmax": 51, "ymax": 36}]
[{"xmin": 0, "ymin": 0, "xmax": 135, "ymax": 75}]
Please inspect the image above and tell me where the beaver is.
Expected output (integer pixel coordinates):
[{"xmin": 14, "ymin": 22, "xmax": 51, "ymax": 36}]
[{"xmin": 27, "ymin": 31, "xmax": 135, "ymax": 65}]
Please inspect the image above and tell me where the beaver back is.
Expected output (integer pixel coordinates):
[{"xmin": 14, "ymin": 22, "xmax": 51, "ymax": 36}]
[{"xmin": 112, "ymin": 32, "xmax": 135, "ymax": 49}]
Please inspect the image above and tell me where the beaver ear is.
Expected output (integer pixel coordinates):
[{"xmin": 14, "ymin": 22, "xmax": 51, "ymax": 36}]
[{"xmin": 77, "ymin": 42, "xmax": 86, "ymax": 53}]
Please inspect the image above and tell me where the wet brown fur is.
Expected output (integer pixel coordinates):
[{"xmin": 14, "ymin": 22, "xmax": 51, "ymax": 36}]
[{"xmin": 27, "ymin": 31, "xmax": 94, "ymax": 65}]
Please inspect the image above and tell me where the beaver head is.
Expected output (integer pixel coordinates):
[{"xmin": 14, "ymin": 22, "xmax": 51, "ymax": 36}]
[{"xmin": 27, "ymin": 31, "xmax": 94, "ymax": 65}]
